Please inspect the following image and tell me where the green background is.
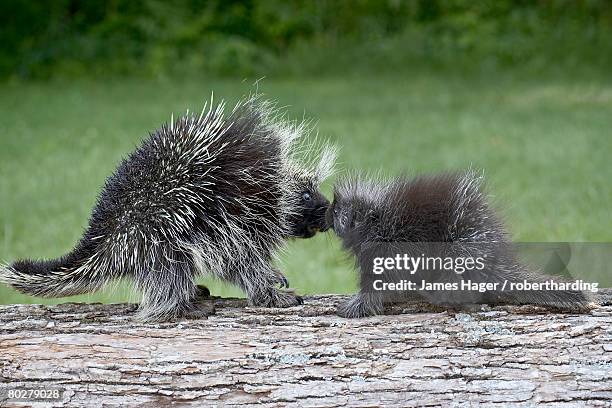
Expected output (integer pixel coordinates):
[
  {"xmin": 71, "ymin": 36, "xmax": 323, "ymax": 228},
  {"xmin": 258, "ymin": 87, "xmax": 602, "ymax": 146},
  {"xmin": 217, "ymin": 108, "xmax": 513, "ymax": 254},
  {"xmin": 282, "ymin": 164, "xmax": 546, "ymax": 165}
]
[{"xmin": 1, "ymin": 1, "xmax": 611, "ymax": 305}]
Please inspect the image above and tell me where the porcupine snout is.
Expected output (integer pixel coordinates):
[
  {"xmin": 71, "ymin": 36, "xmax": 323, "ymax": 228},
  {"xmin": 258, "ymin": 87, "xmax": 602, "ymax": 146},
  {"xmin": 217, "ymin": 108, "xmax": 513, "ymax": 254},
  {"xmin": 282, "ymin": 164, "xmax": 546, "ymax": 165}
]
[
  {"xmin": 324, "ymin": 203, "xmax": 335, "ymax": 233},
  {"xmin": 301, "ymin": 196, "xmax": 330, "ymax": 237},
  {"xmin": 314, "ymin": 203, "xmax": 330, "ymax": 232}
]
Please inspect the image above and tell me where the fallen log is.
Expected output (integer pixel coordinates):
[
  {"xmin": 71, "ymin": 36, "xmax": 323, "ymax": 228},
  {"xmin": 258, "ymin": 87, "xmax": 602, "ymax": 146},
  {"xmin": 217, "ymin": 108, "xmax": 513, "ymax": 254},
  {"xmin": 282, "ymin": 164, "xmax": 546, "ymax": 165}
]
[{"xmin": 1, "ymin": 292, "xmax": 611, "ymax": 407}]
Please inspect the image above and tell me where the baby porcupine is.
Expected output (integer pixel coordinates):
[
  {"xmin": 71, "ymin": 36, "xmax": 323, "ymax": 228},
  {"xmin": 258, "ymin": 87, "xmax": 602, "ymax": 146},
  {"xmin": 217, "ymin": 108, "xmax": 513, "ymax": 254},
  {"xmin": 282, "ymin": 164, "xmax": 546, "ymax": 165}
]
[
  {"xmin": 327, "ymin": 171, "xmax": 594, "ymax": 318},
  {"xmin": 1, "ymin": 96, "xmax": 335, "ymax": 321}
]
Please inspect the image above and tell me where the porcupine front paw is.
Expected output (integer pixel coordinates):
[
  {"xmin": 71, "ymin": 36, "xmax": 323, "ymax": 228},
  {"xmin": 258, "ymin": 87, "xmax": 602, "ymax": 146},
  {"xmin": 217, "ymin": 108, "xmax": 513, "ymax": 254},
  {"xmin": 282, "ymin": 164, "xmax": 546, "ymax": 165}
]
[
  {"xmin": 251, "ymin": 288, "xmax": 304, "ymax": 308},
  {"xmin": 271, "ymin": 289, "xmax": 304, "ymax": 307},
  {"xmin": 337, "ymin": 294, "xmax": 382, "ymax": 318}
]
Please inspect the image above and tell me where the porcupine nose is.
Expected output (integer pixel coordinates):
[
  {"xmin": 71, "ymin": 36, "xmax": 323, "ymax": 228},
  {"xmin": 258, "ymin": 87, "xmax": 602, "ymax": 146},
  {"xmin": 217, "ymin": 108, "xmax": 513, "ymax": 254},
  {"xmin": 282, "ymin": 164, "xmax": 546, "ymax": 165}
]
[
  {"xmin": 323, "ymin": 206, "xmax": 334, "ymax": 231},
  {"xmin": 312, "ymin": 205, "xmax": 329, "ymax": 232}
]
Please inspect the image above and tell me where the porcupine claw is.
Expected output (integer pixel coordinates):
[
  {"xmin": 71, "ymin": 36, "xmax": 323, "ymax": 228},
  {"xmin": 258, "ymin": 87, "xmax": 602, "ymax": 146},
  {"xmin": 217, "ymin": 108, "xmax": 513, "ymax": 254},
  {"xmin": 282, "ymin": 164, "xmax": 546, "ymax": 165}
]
[{"xmin": 272, "ymin": 268, "xmax": 290, "ymax": 288}]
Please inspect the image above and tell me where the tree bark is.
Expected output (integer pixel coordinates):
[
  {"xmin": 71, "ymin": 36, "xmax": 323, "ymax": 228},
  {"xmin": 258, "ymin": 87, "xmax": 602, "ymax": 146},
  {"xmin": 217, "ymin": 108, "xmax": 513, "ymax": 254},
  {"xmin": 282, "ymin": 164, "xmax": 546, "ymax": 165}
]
[{"xmin": 1, "ymin": 292, "xmax": 611, "ymax": 407}]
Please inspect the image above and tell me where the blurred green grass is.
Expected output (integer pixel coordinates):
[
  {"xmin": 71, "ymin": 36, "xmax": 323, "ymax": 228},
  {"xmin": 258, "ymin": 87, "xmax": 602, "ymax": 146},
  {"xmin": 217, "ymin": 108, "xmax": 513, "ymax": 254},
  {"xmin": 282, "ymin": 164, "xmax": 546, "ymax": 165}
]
[{"xmin": 1, "ymin": 72, "xmax": 611, "ymax": 305}]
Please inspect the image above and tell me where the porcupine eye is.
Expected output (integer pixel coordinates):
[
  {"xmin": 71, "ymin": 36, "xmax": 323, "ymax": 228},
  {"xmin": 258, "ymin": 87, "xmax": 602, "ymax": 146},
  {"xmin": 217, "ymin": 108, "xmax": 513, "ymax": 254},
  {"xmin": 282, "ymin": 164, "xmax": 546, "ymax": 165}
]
[{"xmin": 302, "ymin": 192, "xmax": 312, "ymax": 202}]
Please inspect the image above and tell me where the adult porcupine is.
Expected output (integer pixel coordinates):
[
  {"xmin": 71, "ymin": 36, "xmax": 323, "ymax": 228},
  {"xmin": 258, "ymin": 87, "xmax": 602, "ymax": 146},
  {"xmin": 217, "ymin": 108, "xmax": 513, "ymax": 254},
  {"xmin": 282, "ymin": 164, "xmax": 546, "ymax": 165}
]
[
  {"xmin": 327, "ymin": 170, "xmax": 594, "ymax": 318},
  {"xmin": 1, "ymin": 96, "xmax": 335, "ymax": 321}
]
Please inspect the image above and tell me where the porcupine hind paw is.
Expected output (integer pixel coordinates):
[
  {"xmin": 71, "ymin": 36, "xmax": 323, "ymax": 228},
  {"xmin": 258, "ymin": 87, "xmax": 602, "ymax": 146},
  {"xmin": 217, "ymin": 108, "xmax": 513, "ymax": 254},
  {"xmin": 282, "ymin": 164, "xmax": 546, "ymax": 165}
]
[
  {"xmin": 192, "ymin": 284, "xmax": 211, "ymax": 300},
  {"xmin": 181, "ymin": 300, "xmax": 216, "ymax": 320}
]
